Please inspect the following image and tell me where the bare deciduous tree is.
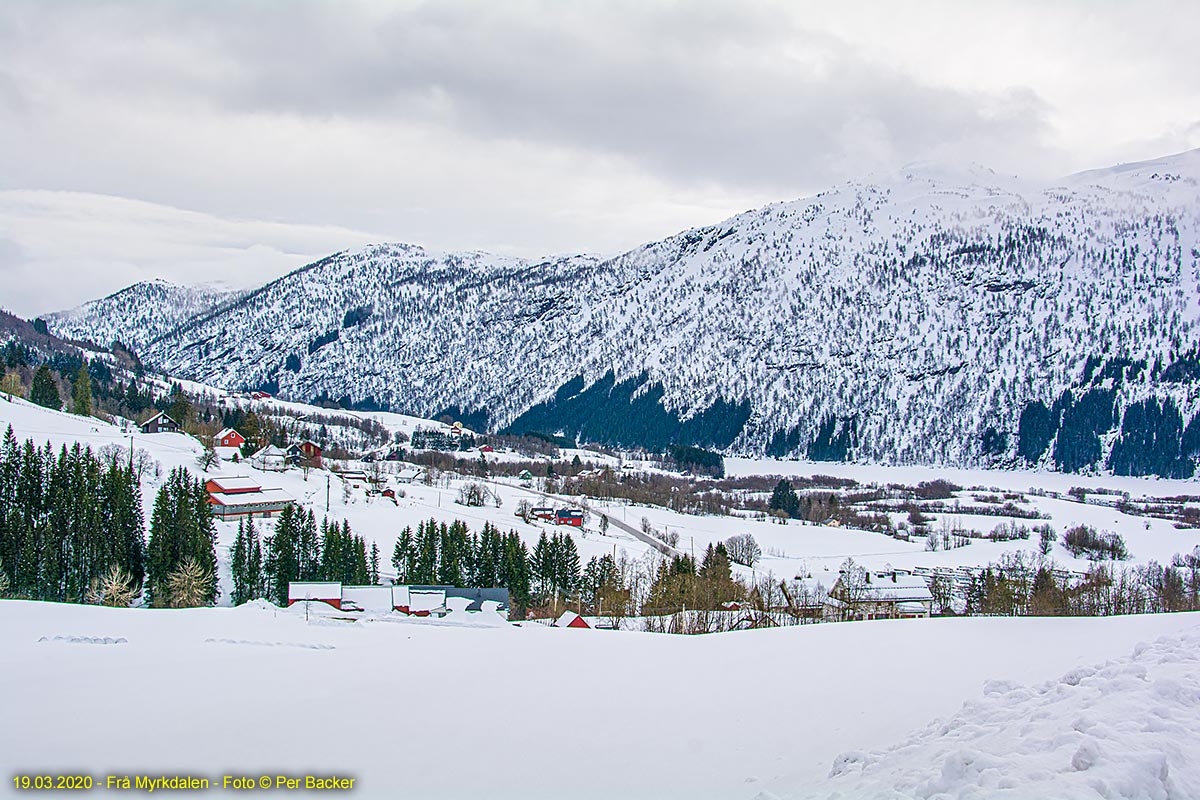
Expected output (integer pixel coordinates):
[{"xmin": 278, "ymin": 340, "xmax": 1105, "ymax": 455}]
[
  {"xmin": 165, "ymin": 558, "xmax": 212, "ymax": 608},
  {"xmin": 86, "ymin": 564, "xmax": 138, "ymax": 608},
  {"xmin": 725, "ymin": 534, "xmax": 762, "ymax": 567}
]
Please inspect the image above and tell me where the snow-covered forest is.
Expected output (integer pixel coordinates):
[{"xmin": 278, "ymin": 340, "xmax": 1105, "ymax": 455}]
[{"xmin": 49, "ymin": 150, "xmax": 1200, "ymax": 475}]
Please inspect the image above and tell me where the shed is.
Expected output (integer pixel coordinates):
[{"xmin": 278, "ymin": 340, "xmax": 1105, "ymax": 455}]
[
  {"xmin": 556, "ymin": 508, "xmax": 584, "ymax": 527},
  {"xmin": 555, "ymin": 610, "xmax": 591, "ymax": 629},
  {"xmin": 288, "ymin": 582, "xmax": 342, "ymax": 609},
  {"xmin": 250, "ymin": 445, "xmax": 288, "ymax": 472},
  {"xmin": 396, "ymin": 466, "xmax": 423, "ymax": 483}
]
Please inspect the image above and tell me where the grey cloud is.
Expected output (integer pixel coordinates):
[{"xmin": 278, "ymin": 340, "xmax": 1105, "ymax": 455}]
[{"xmin": 0, "ymin": 2, "xmax": 1061, "ymax": 195}]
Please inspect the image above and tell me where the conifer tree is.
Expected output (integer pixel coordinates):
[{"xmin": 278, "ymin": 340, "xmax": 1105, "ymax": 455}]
[
  {"xmin": 414, "ymin": 519, "xmax": 439, "ymax": 584},
  {"xmin": 499, "ymin": 531, "xmax": 532, "ymax": 617},
  {"xmin": 265, "ymin": 504, "xmax": 300, "ymax": 605},
  {"xmin": 438, "ymin": 520, "xmax": 472, "ymax": 586},
  {"xmin": 769, "ymin": 479, "xmax": 801, "ymax": 519},
  {"xmin": 474, "ymin": 523, "xmax": 502, "ymax": 587},
  {"xmin": 392, "ymin": 526, "xmax": 415, "ymax": 583},
  {"xmin": 72, "ymin": 363, "xmax": 92, "ymax": 417},
  {"xmin": 556, "ymin": 533, "xmax": 581, "ymax": 599},
  {"xmin": 531, "ymin": 532, "xmax": 554, "ymax": 603},
  {"xmin": 146, "ymin": 467, "xmax": 218, "ymax": 606},
  {"xmin": 30, "ymin": 365, "xmax": 60, "ymax": 410}
]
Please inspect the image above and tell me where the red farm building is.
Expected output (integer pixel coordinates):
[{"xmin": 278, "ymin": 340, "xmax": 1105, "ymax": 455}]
[
  {"xmin": 287, "ymin": 440, "xmax": 323, "ymax": 468},
  {"xmin": 555, "ymin": 508, "xmax": 584, "ymax": 527}
]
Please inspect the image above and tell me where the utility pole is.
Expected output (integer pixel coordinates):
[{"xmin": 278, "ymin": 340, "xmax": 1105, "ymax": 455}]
[{"xmin": 325, "ymin": 474, "xmax": 330, "ymax": 514}]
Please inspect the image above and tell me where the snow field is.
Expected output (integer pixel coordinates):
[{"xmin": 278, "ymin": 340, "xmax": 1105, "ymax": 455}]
[
  {"xmin": 788, "ymin": 627, "xmax": 1200, "ymax": 799},
  {"xmin": 1, "ymin": 601, "xmax": 1197, "ymax": 799}
]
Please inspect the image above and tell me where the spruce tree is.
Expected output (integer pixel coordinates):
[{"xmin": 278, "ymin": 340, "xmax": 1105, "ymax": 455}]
[
  {"xmin": 769, "ymin": 479, "xmax": 801, "ymax": 519},
  {"xmin": 556, "ymin": 533, "xmax": 581, "ymax": 599},
  {"xmin": 30, "ymin": 365, "xmax": 60, "ymax": 410},
  {"xmin": 499, "ymin": 531, "xmax": 532, "ymax": 617},
  {"xmin": 265, "ymin": 504, "xmax": 300, "ymax": 605},
  {"xmin": 72, "ymin": 363, "xmax": 92, "ymax": 417},
  {"xmin": 231, "ymin": 519, "xmax": 249, "ymax": 605},
  {"xmin": 392, "ymin": 526, "xmax": 415, "ymax": 583},
  {"xmin": 146, "ymin": 467, "xmax": 218, "ymax": 606}
]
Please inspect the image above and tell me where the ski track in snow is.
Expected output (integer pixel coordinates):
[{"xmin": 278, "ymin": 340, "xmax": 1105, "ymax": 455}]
[
  {"xmin": 36, "ymin": 635, "xmax": 127, "ymax": 645},
  {"xmin": 202, "ymin": 637, "xmax": 335, "ymax": 650}
]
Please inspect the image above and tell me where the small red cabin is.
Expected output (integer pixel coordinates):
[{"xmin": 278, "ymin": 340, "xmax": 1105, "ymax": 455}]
[
  {"xmin": 555, "ymin": 610, "xmax": 591, "ymax": 628},
  {"xmin": 531, "ymin": 507, "xmax": 555, "ymax": 521},
  {"xmin": 555, "ymin": 508, "xmax": 584, "ymax": 527}
]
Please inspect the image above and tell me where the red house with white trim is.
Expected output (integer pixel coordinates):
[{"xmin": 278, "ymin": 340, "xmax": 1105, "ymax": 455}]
[
  {"xmin": 555, "ymin": 508, "xmax": 584, "ymax": 527},
  {"xmin": 213, "ymin": 428, "xmax": 246, "ymax": 449}
]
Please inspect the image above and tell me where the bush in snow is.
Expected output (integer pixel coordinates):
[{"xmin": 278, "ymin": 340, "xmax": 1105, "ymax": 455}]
[{"xmin": 1063, "ymin": 525, "xmax": 1129, "ymax": 560}]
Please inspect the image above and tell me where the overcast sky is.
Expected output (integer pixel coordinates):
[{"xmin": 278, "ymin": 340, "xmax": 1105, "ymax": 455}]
[{"xmin": 1, "ymin": 1, "xmax": 1197, "ymax": 317}]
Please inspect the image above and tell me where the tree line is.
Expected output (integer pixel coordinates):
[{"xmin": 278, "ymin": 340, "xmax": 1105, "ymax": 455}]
[
  {"xmin": 230, "ymin": 504, "xmax": 378, "ymax": 607},
  {"xmin": 0, "ymin": 431, "xmax": 220, "ymax": 609}
]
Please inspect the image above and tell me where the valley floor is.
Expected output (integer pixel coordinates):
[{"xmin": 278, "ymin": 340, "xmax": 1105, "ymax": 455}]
[{"xmin": 1, "ymin": 601, "xmax": 1197, "ymax": 799}]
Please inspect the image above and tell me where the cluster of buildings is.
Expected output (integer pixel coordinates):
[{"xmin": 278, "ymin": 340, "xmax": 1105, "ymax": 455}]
[
  {"xmin": 287, "ymin": 581, "xmax": 509, "ymax": 616},
  {"xmin": 530, "ymin": 506, "xmax": 584, "ymax": 527},
  {"xmin": 138, "ymin": 415, "xmax": 324, "ymax": 470}
]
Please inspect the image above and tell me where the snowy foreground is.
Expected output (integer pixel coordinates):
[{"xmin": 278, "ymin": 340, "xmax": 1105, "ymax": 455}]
[{"xmin": 2, "ymin": 601, "xmax": 1198, "ymax": 800}]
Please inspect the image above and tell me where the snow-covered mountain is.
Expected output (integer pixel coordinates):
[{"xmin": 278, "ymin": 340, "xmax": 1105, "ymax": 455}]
[
  {"xmin": 45, "ymin": 149, "xmax": 1200, "ymax": 476},
  {"xmin": 46, "ymin": 279, "xmax": 242, "ymax": 351}
]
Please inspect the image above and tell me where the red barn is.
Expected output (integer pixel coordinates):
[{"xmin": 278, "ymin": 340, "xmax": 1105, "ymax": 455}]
[
  {"xmin": 204, "ymin": 475, "xmax": 261, "ymax": 495},
  {"xmin": 213, "ymin": 428, "xmax": 245, "ymax": 449},
  {"xmin": 555, "ymin": 508, "xmax": 584, "ymax": 527}
]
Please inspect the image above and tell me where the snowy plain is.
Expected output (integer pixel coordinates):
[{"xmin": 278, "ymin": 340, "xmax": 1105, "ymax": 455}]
[{"xmin": 1, "ymin": 601, "xmax": 1197, "ymax": 799}]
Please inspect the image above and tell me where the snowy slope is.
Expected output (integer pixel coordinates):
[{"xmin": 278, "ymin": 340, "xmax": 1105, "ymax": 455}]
[
  {"xmin": 0, "ymin": 600, "xmax": 1196, "ymax": 799},
  {"xmin": 789, "ymin": 625, "xmax": 1200, "ymax": 800},
  {"xmin": 43, "ymin": 149, "xmax": 1200, "ymax": 473}
]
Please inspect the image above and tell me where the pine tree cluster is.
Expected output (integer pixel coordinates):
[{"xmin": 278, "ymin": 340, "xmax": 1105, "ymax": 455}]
[
  {"xmin": 146, "ymin": 466, "xmax": 219, "ymax": 607},
  {"xmin": 238, "ymin": 504, "xmax": 376, "ymax": 606},
  {"xmin": 391, "ymin": 519, "xmax": 532, "ymax": 613},
  {"xmin": 0, "ymin": 426, "xmax": 145, "ymax": 602}
]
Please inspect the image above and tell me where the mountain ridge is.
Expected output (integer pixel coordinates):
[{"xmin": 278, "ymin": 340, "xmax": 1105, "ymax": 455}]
[{"xmin": 44, "ymin": 149, "xmax": 1200, "ymax": 476}]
